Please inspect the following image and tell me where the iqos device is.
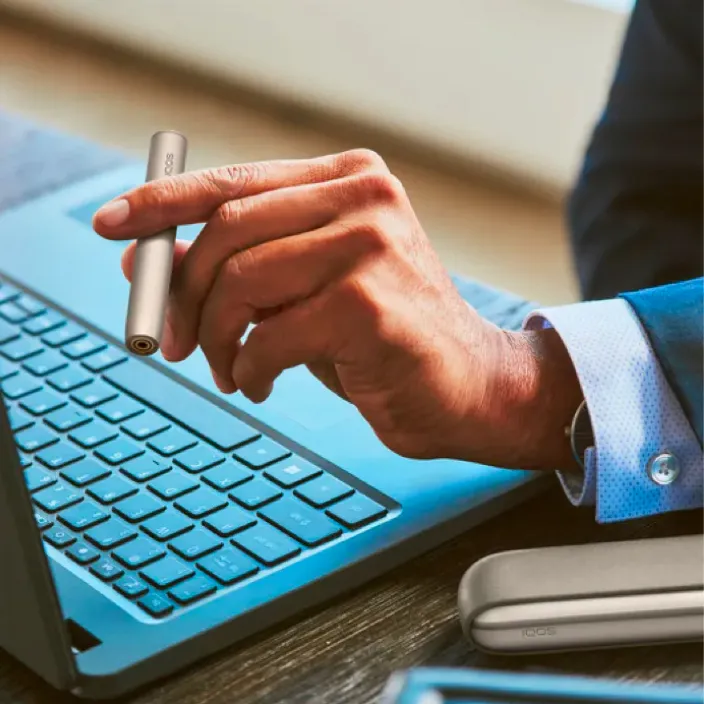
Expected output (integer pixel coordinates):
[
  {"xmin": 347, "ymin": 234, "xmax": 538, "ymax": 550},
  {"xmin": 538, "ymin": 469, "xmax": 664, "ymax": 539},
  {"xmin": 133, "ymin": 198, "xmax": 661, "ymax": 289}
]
[
  {"xmin": 125, "ymin": 130, "xmax": 188, "ymax": 356},
  {"xmin": 458, "ymin": 534, "xmax": 704, "ymax": 654}
]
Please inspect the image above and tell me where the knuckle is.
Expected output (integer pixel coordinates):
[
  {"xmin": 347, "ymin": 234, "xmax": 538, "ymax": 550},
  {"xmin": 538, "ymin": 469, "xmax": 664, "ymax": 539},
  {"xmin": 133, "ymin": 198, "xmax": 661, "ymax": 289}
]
[
  {"xmin": 345, "ymin": 216, "xmax": 390, "ymax": 254},
  {"xmin": 335, "ymin": 276, "xmax": 385, "ymax": 328},
  {"xmin": 338, "ymin": 148, "xmax": 389, "ymax": 175},
  {"xmin": 214, "ymin": 198, "xmax": 244, "ymax": 229},
  {"xmin": 223, "ymin": 248, "xmax": 257, "ymax": 283},
  {"xmin": 217, "ymin": 161, "xmax": 268, "ymax": 198},
  {"xmin": 350, "ymin": 172, "xmax": 406, "ymax": 205}
]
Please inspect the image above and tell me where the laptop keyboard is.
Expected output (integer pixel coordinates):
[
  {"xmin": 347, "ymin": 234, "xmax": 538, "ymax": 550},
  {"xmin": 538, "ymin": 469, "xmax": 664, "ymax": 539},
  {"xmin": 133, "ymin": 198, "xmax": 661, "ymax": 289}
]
[{"xmin": 0, "ymin": 277, "xmax": 390, "ymax": 619}]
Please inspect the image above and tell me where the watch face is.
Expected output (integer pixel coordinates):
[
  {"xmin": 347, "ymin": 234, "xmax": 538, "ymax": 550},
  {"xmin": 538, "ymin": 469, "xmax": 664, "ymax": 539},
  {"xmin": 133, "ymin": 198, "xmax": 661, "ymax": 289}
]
[{"xmin": 570, "ymin": 400, "xmax": 593, "ymax": 466}]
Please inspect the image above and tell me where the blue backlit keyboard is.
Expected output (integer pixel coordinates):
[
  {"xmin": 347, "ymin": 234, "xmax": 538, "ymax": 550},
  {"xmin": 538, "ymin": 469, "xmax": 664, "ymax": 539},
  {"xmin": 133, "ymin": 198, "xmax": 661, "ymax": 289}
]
[{"xmin": 0, "ymin": 276, "xmax": 390, "ymax": 619}]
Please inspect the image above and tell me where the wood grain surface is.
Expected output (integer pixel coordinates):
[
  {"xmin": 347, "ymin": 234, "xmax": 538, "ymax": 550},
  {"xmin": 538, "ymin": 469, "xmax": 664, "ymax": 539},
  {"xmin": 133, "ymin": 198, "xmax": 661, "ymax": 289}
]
[{"xmin": 1, "ymin": 486, "xmax": 701, "ymax": 704}]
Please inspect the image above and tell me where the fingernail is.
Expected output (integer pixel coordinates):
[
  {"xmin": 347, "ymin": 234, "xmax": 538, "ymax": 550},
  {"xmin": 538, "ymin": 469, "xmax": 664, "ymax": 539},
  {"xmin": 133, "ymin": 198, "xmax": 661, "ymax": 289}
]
[{"xmin": 94, "ymin": 198, "xmax": 129, "ymax": 228}]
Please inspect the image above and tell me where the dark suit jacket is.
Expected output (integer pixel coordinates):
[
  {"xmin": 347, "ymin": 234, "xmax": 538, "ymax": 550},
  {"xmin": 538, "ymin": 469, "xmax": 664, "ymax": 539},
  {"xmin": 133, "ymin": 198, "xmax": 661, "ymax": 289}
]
[
  {"xmin": 621, "ymin": 278, "xmax": 703, "ymax": 446},
  {"xmin": 568, "ymin": 0, "xmax": 703, "ymax": 300}
]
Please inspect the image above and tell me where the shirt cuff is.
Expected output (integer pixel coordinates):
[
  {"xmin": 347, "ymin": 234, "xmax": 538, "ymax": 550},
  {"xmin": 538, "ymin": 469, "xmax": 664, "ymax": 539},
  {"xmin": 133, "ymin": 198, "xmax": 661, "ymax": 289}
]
[{"xmin": 524, "ymin": 298, "xmax": 703, "ymax": 523}]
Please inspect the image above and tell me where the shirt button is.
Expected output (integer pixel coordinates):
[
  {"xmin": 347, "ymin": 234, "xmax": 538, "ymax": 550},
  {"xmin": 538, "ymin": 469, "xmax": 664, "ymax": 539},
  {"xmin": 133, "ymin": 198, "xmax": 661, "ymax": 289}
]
[{"xmin": 648, "ymin": 452, "xmax": 681, "ymax": 486}]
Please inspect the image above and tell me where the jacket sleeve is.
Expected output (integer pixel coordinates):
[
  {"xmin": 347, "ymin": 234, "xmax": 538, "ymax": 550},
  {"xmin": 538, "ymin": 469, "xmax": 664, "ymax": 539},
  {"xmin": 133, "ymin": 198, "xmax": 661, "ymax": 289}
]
[
  {"xmin": 620, "ymin": 278, "xmax": 703, "ymax": 446},
  {"xmin": 568, "ymin": 0, "xmax": 703, "ymax": 300},
  {"xmin": 524, "ymin": 278, "xmax": 703, "ymax": 523}
]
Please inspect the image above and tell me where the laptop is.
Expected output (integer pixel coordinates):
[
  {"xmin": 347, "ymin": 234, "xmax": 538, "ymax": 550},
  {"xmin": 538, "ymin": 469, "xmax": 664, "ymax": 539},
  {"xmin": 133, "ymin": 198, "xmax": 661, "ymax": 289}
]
[
  {"xmin": 380, "ymin": 668, "xmax": 704, "ymax": 704},
  {"xmin": 0, "ymin": 131, "xmax": 545, "ymax": 698}
]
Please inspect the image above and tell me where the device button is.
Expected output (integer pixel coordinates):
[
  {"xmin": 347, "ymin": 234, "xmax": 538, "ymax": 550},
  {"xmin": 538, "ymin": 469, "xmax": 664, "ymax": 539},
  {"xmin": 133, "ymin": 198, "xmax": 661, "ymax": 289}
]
[
  {"xmin": 137, "ymin": 592, "xmax": 174, "ymax": 618},
  {"xmin": 326, "ymin": 495, "xmax": 387, "ymax": 529},
  {"xmin": 648, "ymin": 451, "xmax": 681, "ymax": 486}
]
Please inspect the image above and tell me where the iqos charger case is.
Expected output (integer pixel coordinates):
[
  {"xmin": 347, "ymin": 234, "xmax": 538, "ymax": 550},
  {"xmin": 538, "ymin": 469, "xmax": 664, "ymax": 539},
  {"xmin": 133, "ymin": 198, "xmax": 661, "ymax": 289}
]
[{"xmin": 458, "ymin": 534, "xmax": 704, "ymax": 654}]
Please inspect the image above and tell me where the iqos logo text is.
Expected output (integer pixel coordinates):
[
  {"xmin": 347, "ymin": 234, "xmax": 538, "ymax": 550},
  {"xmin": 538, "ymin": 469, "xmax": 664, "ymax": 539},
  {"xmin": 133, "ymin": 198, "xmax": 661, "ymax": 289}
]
[
  {"xmin": 522, "ymin": 626, "xmax": 557, "ymax": 638},
  {"xmin": 164, "ymin": 152, "xmax": 175, "ymax": 176}
]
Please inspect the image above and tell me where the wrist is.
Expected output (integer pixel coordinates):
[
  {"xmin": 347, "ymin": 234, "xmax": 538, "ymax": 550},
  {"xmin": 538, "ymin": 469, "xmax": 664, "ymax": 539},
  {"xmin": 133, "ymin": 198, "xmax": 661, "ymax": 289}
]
[{"xmin": 486, "ymin": 327, "xmax": 583, "ymax": 471}]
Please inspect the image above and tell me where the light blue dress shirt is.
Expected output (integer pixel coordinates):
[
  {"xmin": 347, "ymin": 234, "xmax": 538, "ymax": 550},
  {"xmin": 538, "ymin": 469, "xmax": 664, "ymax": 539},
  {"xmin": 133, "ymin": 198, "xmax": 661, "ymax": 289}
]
[{"xmin": 524, "ymin": 299, "xmax": 703, "ymax": 523}]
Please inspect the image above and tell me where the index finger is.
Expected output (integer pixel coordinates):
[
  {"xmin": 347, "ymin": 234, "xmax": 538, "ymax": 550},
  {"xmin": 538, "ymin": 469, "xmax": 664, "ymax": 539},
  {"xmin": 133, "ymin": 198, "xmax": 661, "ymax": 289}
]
[{"xmin": 92, "ymin": 148, "xmax": 388, "ymax": 239}]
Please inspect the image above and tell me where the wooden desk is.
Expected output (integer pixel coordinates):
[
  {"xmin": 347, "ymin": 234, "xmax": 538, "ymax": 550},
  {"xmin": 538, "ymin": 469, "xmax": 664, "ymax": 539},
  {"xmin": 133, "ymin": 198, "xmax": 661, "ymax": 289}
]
[
  {"xmin": 2, "ymin": 487, "xmax": 702, "ymax": 704},
  {"xmin": 0, "ymin": 114, "xmax": 701, "ymax": 704}
]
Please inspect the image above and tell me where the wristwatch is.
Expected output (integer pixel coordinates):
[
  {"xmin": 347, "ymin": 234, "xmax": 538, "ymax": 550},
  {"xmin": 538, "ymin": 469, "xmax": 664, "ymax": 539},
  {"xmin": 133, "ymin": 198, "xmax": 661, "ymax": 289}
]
[{"xmin": 566, "ymin": 400, "xmax": 593, "ymax": 470}]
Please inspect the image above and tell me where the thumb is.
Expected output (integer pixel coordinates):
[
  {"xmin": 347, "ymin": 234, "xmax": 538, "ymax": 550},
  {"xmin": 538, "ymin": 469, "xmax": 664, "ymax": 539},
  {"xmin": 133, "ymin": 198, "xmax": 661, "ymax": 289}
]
[{"xmin": 120, "ymin": 239, "xmax": 192, "ymax": 282}]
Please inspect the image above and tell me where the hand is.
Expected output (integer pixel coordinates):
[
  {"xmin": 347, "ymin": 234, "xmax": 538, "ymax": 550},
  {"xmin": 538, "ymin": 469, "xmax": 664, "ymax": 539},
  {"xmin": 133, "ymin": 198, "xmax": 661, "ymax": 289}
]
[{"xmin": 94, "ymin": 149, "xmax": 581, "ymax": 469}]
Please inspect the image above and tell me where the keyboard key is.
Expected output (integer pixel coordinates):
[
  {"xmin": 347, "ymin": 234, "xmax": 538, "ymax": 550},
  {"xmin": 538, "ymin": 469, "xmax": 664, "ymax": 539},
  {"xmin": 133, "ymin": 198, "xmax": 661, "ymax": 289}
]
[
  {"xmin": 201, "ymin": 462, "xmax": 253, "ymax": 491},
  {"xmin": 114, "ymin": 574, "xmax": 148, "ymax": 598},
  {"xmin": 96, "ymin": 397, "xmax": 144, "ymax": 424},
  {"xmin": 137, "ymin": 592, "xmax": 173, "ymax": 618},
  {"xmin": 68, "ymin": 420, "xmax": 118, "ymax": 448},
  {"xmin": 18, "ymin": 453, "xmax": 32, "ymax": 469},
  {"xmin": 0, "ymin": 302, "xmax": 31, "ymax": 324},
  {"xmin": 105, "ymin": 363, "xmax": 261, "ymax": 451},
  {"xmin": 170, "ymin": 529, "xmax": 222, "ymax": 561},
  {"xmin": 168, "ymin": 575, "xmax": 216, "ymax": 605},
  {"xmin": 113, "ymin": 537, "xmax": 165, "ymax": 568},
  {"xmin": 259, "ymin": 497, "xmax": 341, "ymax": 547},
  {"xmin": 85, "ymin": 518, "xmax": 137, "ymax": 549},
  {"xmin": 120, "ymin": 456, "xmax": 170, "ymax": 482},
  {"xmin": 0, "ymin": 283, "xmax": 19, "ymax": 304},
  {"xmin": 197, "ymin": 548, "xmax": 259, "ymax": 585},
  {"xmin": 0, "ymin": 319, "xmax": 19, "ymax": 345},
  {"xmin": 94, "ymin": 438, "xmax": 144, "ymax": 465},
  {"xmin": 60, "ymin": 458, "xmax": 110, "ymax": 487},
  {"xmin": 233, "ymin": 524, "xmax": 301, "ymax": 567},
  {"xmin": 15, "ymin": 425, "xmax": 58, "ymax": 452},
  {"xmin": 24, "ymin": 465, "xmax": 57, "ymax": 493},
  {"xmin": 34, "ymin": 510, "xmax": 53, "ymax": 530},
  {"xmin": 20, "ymin": 390, "xmax": 66, "ymax": 416},
  {"xmin": 202, "ymin": 505, "xmax": 256, "ymax": 537},
  {"xmin": 59, "ymin": 501, "xmax": 109, "ymax": 530},
  {"xmin": 81, "ymin": 347, "xmax": 128, "ymax": 373},
  {"xmin": 42, "ymin": 323, "xmax": 85, "ymax": 348},
  {"xmin": 147, "ymin": 428, "xmax": 197, "ymax": 457},
  {"xmin": 14, "ymin": 294, "xmax": 46, "ymax": 317},
  {"xmin": 70, "ymin": 381, "xmax": 117, "ymax": 408},
  {"xmin": 44, "ymin": 526, "xmax": 76, "ymax": 548},
  {"xmin": 7, "ymin": 407, "xmax": 33, "ymax": 432},
  {"xmin": 87, "ymin": 475, "xmax": 138, "ymax": 504},
  {"xmin": 174, "ymin": 446, "xmax": 224, "ymax": 473},
  {"xmin": 22, "ymin": 311, "xmax": 65, "ymax": 336},
  {"xmin": 46, "ymin": 367, "xmax": 91, "ymax": 393},
  {"xmin": 140, "ymin": 556, "xmax": 194, "ymax": 588},
  {"xmin": 141, "ymin": 510, "xmax": 194, "ymax": 542},
  {"xmin": 61, "ymin": 336, "xmax": 106, "ymax": 360},
  {"xmin": 174, "ymin": 487, "xmax": 228, "ymax": 519},
  {"xmin": 113, "ymin": 493, "xmax": 165, "ymax": 523},
  {"xmin": 44, "ymin": 406, "xmax": 91, "ymax": 432},
  {"xmin": 2, "ymin": 371, "xmax": 42, "ymax": 399},
  {"xmin": 0, "ymin": 358, "xmax": 17, "ymax": 381},
  {"xmin": 294, "ymin": 474, "xmax": 355, "ymax": 508},
  {"xmin": 148, "ymin": 471, "xmax": 198, "ymax": 500},
  {"xmin": 265, "ymin": 458, "xmax": 323, "ymax": 489},
  {"xmin": 326, "ymin": 494, "xmax": 387, "ymax": 529},
  {"xmin": 89, "ymin": 558, "xmax": 124, "ymax": 582},
  {"xmin": 33, "ymin": 482, "xmax": 82, "ymax": 512},
  {"xmin": 0, "ymin": 337, "xmax": 43, "ymax": 362},
  {"xmin": 22, "ymin": 350, "xmax": 67, "ymax": 377},
  {"xmin": 233, "ymin": 437, "xmax": 291, "ymax": 469},
  {"xmin": 66, "ymin": 542, "xmax": 100, "ymax": 565},
  {"xmin": 36, "ymin": 442, "xmax": 85, "ymax": 469},
  {"xmin": 121, "ymin": 411, "xmax": 170, "ymax": 440},
  {"xmin": 229, "ymin": 478, "xmax": 282, "ymax": 510}
]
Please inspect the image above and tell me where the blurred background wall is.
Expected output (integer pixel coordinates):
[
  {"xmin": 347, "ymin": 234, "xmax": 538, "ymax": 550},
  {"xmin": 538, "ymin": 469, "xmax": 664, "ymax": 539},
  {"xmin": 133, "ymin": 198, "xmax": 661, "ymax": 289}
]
[{"xmin": 0, "ymin": 0, "xmax": 633, "ymax": 304}]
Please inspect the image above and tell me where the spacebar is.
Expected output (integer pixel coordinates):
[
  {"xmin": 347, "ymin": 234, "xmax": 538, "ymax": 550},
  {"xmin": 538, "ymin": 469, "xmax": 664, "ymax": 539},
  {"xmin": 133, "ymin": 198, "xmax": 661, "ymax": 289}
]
[{"xmin": 103, "ymin": 362, "xmax": 260, "ymax": 452}]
